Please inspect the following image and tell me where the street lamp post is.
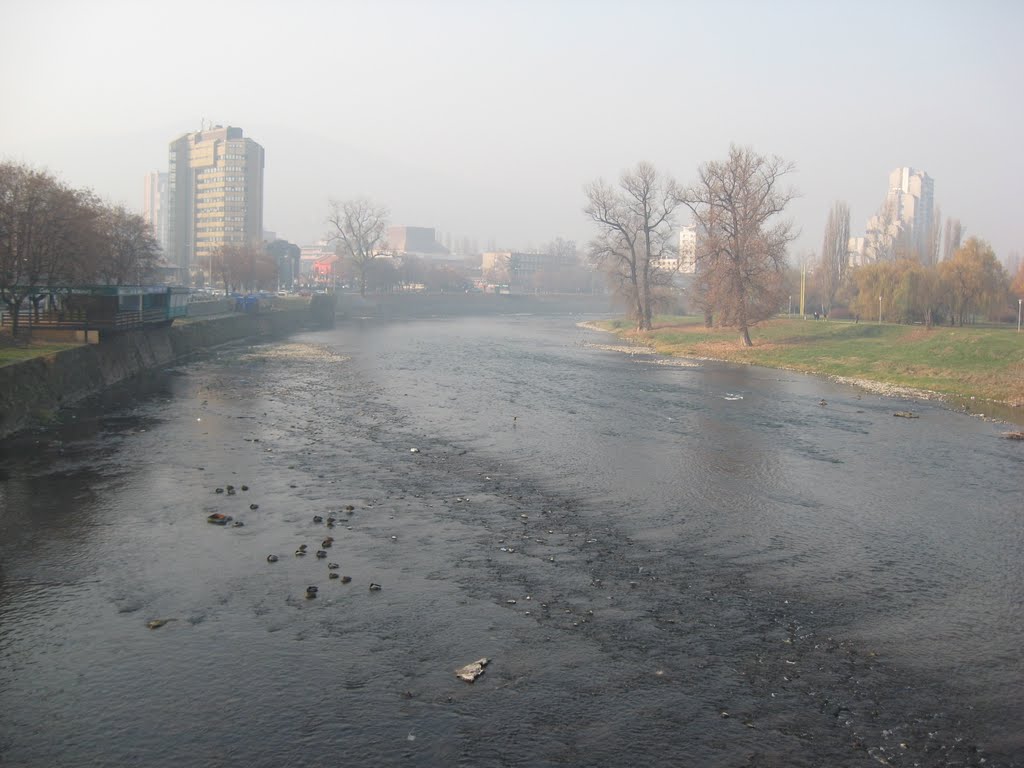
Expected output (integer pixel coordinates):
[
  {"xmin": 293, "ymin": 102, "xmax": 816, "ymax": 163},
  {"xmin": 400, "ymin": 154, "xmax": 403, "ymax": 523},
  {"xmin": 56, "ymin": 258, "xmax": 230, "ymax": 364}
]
[{"xmin": 879, "ymin": 295, "xmax": 883, "ymax": 325}]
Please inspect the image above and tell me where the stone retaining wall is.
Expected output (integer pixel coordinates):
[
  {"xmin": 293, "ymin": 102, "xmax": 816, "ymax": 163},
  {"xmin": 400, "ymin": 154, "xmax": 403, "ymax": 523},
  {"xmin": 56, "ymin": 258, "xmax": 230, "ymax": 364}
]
[{"xmin": 0, "ymin": 308, "xmax": 311, "ymax": 437}]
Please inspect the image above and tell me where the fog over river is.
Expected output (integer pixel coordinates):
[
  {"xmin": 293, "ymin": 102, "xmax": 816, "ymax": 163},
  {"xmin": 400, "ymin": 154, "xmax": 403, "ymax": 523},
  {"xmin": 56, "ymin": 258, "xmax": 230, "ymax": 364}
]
[{"xmin": 1, "ymin": 314, "xmax": 1021, "ymax": 767}]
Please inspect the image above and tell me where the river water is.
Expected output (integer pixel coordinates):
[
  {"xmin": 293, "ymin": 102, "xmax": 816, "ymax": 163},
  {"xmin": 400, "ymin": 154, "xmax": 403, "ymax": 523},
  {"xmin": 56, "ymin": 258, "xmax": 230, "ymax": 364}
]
[{"xmin": 1, "ymin": 313, "xmax": 1021, "ymax": 767}]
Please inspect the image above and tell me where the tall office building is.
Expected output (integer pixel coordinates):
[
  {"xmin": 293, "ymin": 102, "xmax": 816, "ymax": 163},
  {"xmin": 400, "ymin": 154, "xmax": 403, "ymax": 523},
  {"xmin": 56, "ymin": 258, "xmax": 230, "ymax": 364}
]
[
  {"xmin": 865, "ymin": 167, "xmax": 934, "ymax": 262},
  {"xmin": 142, "ymin": 171, "xmax": 169, "ymax": 254},
  {"xmin": 166, "ymin": 125, "xmax": 265, "ymax": 280}
]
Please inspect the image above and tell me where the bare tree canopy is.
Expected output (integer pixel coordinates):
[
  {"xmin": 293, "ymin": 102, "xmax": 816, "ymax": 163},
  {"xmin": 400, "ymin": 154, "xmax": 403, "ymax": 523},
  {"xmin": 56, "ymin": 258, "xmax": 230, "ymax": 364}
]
[
  {"xmin": 819, "ymin": 201, "xmax": 850, "ymax": 312},
  {"xmin": 97, "ymin": 205, "xmax": 162, "ymax": 286},
  {"xmin": 584, "ymin": 162, "xmax": 681, "ymax": 330},
  {"xmin": 326, "ymin": 198, "xmax": 388, "ymax": 296},
  {"xmin": 0, "ymin": 162, "xmax": 104, "ymax": 334},
  {"xmin": 680, "ymin": 145, "xmax": 797, "ymax": 346}
]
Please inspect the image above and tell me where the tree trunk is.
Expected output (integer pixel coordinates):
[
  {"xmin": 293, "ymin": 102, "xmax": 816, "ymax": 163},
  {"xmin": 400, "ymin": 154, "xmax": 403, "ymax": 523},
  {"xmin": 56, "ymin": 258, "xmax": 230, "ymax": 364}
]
[
  {"xmin": 704, "ymin": 311, "xmax": 713, "ymax": 328},
  {"xmin": 740, "ymin": 326, "xmax": 752, "ymax": 347}
]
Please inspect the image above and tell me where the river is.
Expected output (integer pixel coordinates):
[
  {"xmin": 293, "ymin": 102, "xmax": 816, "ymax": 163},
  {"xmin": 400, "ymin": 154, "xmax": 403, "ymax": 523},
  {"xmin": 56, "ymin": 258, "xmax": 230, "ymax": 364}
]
[{"xmin": 1, "ymin": 313, "xmax": 1021, "ymax": 767}]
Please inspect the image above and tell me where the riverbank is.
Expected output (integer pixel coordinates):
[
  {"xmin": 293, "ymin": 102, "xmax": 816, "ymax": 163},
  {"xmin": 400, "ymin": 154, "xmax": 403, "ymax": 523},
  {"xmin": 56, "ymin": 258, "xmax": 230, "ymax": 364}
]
[
  {"xmin": 0, "ymin": 307, "xmax": 313, "ymax": 437},
  {"xmin": 583, "ymin": 315, "xmax": 1024, "ymax": 412}
]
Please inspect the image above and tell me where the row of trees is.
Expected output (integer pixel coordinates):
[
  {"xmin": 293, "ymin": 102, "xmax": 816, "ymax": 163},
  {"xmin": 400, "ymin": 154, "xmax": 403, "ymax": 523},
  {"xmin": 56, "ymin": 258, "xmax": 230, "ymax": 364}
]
[
  {"xmin": 838, "ymin": 237, "xmax": 1017, "ymax": 326},
  {"xmin": 0, "ymin": 162, "xmax": 161, "ymax": 334},
  {"xmin": 208, "ymin": 242, "xmax": 281, "ymax": 296},
  {"xmin": 585, "ymin": 146, "xmax": 796, "ymax": 345}
]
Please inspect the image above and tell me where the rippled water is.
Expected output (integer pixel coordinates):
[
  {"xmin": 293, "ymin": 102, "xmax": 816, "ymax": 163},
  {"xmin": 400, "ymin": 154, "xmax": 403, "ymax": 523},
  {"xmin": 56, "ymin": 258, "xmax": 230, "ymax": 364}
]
[{"xmin": 1, "ymin": 314, "xmax": 1021, "ymax": 767}]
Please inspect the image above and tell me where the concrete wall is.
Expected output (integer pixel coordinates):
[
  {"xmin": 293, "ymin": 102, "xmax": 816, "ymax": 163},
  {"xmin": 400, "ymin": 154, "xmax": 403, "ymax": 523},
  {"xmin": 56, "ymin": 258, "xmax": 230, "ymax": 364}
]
[{"xmin": 0, "ymin": 308, "xmax": 310, "ymax": 438}]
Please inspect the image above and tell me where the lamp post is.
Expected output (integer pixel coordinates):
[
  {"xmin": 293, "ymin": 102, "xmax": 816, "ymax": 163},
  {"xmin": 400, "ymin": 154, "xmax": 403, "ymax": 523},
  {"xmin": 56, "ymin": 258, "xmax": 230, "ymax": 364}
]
[
  {"xmin": 1018, "ymin": 298, "xmax": 1022, "ymax": 333},
  {"xmin": 789, "ymin": 295, "xmax": 792, "ymax": 317},
  {"xmin": 878, "ymin": 295, "xmax": 883, "ymax": 325}
]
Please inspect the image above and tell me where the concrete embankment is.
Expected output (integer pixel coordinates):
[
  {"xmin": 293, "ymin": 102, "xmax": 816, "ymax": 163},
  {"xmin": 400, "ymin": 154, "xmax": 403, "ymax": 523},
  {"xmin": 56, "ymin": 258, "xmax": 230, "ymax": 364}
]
[{"xmin": 0, "ymin": 308, "xmax": 311, "ymax": 437}]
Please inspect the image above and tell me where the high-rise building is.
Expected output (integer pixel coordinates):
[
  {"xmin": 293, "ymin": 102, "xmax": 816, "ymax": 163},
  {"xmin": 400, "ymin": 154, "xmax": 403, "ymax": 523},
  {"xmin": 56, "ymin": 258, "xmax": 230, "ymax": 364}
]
[
  {"xmin": 864, "ymin": 167, "xmax": 934, "ymax": 262},
  {"xmin": 166, "ymin": 125, "xmax": 265, "ymax": 280},
  {"xmin": 142, "ymin": 171, "xmax": 169, "ymax": 254}
]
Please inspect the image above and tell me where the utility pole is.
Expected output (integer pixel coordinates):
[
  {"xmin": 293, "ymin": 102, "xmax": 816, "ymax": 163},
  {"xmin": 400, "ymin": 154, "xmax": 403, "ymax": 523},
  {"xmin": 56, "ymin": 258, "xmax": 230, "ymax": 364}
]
[
  {"xmin": 799, "ymin": 262, "xmax": 806, "ymax": 318},
  {"xmin": 879, "ymin": 295, "xmax": 883, "ymax": 325}
]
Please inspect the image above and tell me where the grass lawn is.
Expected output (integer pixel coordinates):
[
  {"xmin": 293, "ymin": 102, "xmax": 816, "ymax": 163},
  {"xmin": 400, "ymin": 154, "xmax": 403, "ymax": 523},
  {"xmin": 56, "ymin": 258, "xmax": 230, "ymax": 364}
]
[
  {"xmin": 599, "ymin": 316, "xmax": 1024, "ymax": 405},
  {"xmin": 0, "ymin": 341, "xmax": 82, "ymax": 367}
]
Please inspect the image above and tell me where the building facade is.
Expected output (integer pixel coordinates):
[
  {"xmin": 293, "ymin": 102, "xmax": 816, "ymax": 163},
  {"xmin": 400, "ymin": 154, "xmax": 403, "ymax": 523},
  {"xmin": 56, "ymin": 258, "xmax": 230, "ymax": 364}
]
[
  {"xmin": 863, "ymin": 167, "xmax": 934, "ymax": 262},
  {"xmin": 142, "ymin": 171, "xmax": 169, "ymax": 254},
  {"xmin": 166, "ymin": 126, "xmax": 265, "ymax": 281},
  {"xmin": 386, "ymin": 226, "xmax": 451, "ymax": 259}
]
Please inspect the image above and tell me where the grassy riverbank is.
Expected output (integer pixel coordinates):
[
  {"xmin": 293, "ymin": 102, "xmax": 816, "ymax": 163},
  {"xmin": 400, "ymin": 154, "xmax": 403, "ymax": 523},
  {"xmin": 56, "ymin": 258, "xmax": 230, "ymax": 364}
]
[
  {"xmin": 0, "ymin": 341, "xmax": 82, "ymax": 367},
  {"xmin": 596, "ymin": 316, "xmax": 1024, "ymax": 406}
]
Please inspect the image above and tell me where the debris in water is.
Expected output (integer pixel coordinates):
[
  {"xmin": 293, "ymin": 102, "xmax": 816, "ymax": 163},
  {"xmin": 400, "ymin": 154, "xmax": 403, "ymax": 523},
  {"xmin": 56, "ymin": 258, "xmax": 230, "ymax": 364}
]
[
  {"xmin": 893, "ymin": 411, "xmax": 919, "ymax": 418},
  {"xmin": 147, "ymin": 618, "xmax": 173, "ymax": 630},
  {"xmin": 455, "ymin": 658, "xmax": 490, "ymax": 683}
]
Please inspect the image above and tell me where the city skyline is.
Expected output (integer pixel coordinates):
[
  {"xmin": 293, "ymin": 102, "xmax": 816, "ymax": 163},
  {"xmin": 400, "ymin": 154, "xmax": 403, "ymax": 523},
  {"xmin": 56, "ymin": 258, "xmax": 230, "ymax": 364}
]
[{"xmin": 1, "ymin": 1, "xmax": 1021, "ymax": 261}]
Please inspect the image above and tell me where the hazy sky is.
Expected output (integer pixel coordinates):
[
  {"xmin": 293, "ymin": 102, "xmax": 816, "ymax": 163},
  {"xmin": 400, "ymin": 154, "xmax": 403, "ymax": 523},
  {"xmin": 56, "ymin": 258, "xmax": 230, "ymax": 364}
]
[{"xmin": 2, "ymin": 0, "xmax": 1021, "ymax": 260}]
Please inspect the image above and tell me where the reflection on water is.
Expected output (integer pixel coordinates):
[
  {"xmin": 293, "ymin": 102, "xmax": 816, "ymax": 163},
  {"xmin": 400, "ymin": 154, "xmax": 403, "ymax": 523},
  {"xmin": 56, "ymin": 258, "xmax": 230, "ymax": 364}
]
[{"xmin": 0, "ymin": 315, "xmax": 1021, "ymax": 767}]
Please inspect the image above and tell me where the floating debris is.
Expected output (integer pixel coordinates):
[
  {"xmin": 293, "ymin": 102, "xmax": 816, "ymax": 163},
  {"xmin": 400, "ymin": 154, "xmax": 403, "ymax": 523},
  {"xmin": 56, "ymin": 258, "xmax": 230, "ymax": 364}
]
[
  {"xmin": 455, "ymin": 658, "xmax": 489, "ymax": 683},
  {"xmin": 146, "ymin": 618, "xmax": 173, "ymax": 630},
  {"xmin": 893, "ymin": 411, "xmax": 919, "ymax": 419}
]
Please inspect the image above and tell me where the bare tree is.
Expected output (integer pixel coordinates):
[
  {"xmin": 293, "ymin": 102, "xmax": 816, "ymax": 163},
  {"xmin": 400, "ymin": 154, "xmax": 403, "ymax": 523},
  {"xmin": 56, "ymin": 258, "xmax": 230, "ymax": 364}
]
[
  {"xmin": 819, "ymin": 201, "xmax": 850, "ymax": 313},
  {"xmin": 0, "ymin": 162, "xmax": 100, "ymax": 335},
  {"xmin": 679, "ymin": 145, "xmax": 797, "ymax": 346},
  {"xmin": 95, "ymin": 205, "xmax": 162, "ymax": 285},
  {"xmin": 326, "ymin": 198, "xmax": 388, "ymax": 296},
  {"xmin": 584, "ymin": 162, "xmax": 680, "ymax": 330}
]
